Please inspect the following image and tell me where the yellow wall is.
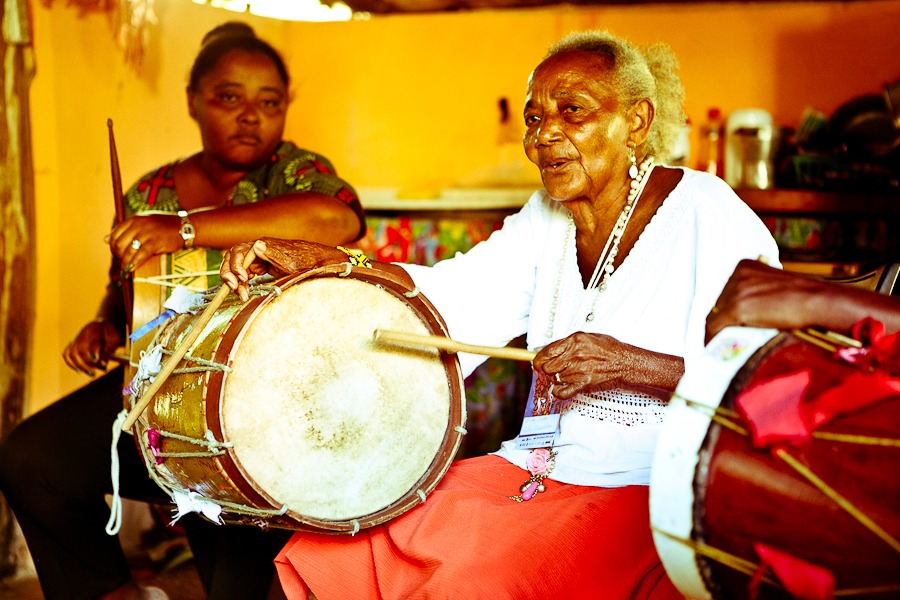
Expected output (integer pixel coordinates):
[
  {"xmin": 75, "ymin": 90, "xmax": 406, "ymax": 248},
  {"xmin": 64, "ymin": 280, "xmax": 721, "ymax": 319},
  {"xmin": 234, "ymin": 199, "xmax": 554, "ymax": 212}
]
[{"xmin": 26, "ymin": 0, "xmax": 900, "ymax": 413}]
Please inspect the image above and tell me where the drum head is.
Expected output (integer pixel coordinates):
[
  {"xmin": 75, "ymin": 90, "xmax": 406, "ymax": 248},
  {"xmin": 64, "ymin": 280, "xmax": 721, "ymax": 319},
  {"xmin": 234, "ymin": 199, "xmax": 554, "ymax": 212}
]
[{"xmin": 221, "ymin": 274, "xmax": 455, "ymax": 525}]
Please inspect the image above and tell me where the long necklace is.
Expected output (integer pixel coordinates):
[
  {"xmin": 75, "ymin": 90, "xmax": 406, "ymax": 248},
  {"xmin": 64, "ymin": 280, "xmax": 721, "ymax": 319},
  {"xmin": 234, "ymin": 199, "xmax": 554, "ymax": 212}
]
[{"xmin": 546, "ymin": 156, "xmax": 655, "ymax": 340}]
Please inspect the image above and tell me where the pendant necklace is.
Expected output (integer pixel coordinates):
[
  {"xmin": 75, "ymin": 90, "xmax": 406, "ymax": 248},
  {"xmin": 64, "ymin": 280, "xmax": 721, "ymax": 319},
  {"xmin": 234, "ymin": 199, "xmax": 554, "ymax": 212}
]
[
  {"xmin": 546, "ymin": 156, "xmax": 655, "ymax": 340},
  {"xmin": 519, "ymin": 155, "xmax": 655, "ymax": 504}
]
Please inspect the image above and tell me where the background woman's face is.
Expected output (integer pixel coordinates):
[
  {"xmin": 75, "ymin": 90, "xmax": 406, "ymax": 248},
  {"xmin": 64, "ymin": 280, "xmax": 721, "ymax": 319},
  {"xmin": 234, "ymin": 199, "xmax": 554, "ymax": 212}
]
[
  {"xmin": 189, "ymin": 49, "xmax": 288, "ymax": 171},
  {"xmin": 523, "ymin": 51, "xmax": 630, "ymax": 203}
]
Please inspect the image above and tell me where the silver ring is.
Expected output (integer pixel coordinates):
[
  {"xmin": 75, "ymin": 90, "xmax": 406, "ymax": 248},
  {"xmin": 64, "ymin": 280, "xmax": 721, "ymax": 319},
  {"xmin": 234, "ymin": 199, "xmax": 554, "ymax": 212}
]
[
  {"xmin": 131, "ymin": 239, "xmax": 142, "ymax": 250},
  {"xmin": 554, "ymin": 373, "xmax": 561, "ymax": 383}
]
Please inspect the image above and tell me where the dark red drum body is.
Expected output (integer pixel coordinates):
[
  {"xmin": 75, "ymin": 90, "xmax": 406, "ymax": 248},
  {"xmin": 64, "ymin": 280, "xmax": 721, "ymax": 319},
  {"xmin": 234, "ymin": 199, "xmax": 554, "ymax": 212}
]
[{"xmin": 651, "ymin": 326, "xmax": 900, "ymax": 599}]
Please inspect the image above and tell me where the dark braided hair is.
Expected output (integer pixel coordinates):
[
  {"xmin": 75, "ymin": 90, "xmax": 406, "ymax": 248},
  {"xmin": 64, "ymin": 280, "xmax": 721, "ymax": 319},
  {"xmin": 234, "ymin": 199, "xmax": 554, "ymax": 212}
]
[{"xmin": 189, "ymin": 22, "xmax": 289, "ymax": 91}]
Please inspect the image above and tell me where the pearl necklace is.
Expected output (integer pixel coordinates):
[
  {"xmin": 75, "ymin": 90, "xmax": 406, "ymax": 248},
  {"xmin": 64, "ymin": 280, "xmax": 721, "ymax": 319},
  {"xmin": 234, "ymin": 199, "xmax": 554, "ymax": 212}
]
[{"xmin": 546, "ymin": 156, "xmax": 655, "ymax": 340}]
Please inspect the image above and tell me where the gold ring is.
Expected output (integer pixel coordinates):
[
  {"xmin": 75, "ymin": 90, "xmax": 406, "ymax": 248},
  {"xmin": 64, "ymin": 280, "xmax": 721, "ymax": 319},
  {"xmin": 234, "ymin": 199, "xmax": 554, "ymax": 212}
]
[{"xmin": 710, "ymin": 306, "xmax": 720, "ymax": 314}]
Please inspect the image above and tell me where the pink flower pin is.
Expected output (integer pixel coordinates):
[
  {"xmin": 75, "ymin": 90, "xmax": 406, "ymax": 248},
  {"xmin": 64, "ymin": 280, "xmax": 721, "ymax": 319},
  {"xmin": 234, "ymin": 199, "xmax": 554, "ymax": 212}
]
[{"xmin": 526, "ymin": 448, "xmax": 552, "ymax": 477}]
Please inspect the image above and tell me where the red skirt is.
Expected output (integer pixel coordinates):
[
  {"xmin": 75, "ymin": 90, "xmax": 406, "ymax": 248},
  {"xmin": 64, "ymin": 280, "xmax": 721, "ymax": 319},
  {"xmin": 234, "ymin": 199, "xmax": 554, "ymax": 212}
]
[{"xmin": 275, "ymin": 455, "xmax": 681, "ymax": 600}]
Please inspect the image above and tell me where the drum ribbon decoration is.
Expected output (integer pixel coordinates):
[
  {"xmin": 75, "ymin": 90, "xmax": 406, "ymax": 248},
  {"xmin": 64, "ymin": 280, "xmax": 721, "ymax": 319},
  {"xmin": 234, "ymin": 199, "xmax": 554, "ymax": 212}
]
[{"xmin": 652, "ymin": 323, "xmax": 900, "ymax": 600}]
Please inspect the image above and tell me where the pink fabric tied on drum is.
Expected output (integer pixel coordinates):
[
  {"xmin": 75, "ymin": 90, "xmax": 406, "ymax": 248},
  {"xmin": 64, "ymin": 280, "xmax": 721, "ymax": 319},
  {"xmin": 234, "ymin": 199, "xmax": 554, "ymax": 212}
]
[
  {"xmin": 147, "ymin": 428, "xmax": 164, "ymax": 464},
  {"xmin": 737, "ymin": 318, "xmax": 900, "ymax": 448},
  {"xmin": 749, "ymin": 543, "xmax": 835, "ymax": 600},
  {"xmin": 836, "ymin": 317, "xmax": 900, "ymax": 372},
  {"xmin": 737, "ymin": 368, "xmax": 900, "ymax": 447},
  {"xmin": 735, "ymin": 370, "xmax": 812, "ymax": 447}
]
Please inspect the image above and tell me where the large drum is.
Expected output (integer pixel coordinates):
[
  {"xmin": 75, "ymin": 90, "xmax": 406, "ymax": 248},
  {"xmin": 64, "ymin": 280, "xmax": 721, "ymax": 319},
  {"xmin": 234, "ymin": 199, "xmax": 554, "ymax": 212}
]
[
  {"xmin": 651, "ymin": 326, "xmax": 900, "ymax": 599},
  {"xmin": 127, "ymin": 264, "xmax": 466, "ymax": 533}
]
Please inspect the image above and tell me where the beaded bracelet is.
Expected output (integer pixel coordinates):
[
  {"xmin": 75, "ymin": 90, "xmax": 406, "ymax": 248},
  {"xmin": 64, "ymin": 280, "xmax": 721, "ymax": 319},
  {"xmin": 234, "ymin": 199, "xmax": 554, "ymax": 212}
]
[{"xmin": 336, "ymin": 246, "xmax": 372, "ymax": 268}]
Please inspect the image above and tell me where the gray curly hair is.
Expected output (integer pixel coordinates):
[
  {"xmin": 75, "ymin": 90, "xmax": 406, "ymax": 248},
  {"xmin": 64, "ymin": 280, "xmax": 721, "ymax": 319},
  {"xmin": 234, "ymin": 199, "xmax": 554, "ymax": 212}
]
[{"xmin": 545, "ymin": 30, "xmax": 686, "ymax": 162}]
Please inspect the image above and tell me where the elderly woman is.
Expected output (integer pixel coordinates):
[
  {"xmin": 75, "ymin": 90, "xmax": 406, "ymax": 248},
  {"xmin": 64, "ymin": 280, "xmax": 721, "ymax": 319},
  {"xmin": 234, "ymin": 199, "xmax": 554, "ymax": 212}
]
[{"xmin": 222, "ymin": 30, "xmax": 779, "ymax": 599}]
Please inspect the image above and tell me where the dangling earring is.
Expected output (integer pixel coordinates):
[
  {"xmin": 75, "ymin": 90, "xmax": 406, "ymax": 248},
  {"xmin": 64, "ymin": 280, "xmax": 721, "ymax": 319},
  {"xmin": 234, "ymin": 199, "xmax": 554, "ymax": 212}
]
[{"xmin": 628, "ymin": 146, "xmax": 638, "ymax": 179}]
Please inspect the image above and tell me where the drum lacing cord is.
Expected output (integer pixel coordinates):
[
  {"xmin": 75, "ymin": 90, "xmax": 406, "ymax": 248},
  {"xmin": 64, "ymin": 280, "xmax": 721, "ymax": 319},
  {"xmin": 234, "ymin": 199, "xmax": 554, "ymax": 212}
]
[
  {"xmin": 675, "ymin": 394, "xmax": 900, "ymax": 448},
  {"xmin": 134, "ymin": 271, "xmax": 219, "ymax": 291},
  {"xmin": 454, "ymin": 426, "xmax": 467, "ymax": 436},
  {"xmin": 136, "ymin": 431, "xmax": 290, "ymax": 520},
  {"xmin": 151, "ymin": 428, "xmax": 234, "ymax": 458},
  {"xmin": 675, "ymin": 393, "xmax": 900, "ymax": 554},
  {"xmin": 105, "ymin": 410, "xmax": 129, "ymax": 536},
  {"xmin": 404, "ymin": 287, "xmax": 421, "ymax": 298},
  {"xmin": 157, "ymin": 349, "xmax": 232, "ymax": 375},
  {"xmin": 651, "ymin": 527, "xmax": 900, "ymax": 597},
  {"xmin": 247, "ymin": 283, "xmax": 281, "ymax": 298},
  {"xmin": 193, "ymin": 282, "xmax": 281, "ymax": 306}
]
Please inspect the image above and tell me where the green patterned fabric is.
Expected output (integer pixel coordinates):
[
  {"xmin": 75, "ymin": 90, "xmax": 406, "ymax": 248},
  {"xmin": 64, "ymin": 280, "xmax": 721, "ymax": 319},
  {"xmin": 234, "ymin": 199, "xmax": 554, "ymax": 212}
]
[{"xmin": 123, "ymin": 141, "xmax": 364, "ymax": 239}]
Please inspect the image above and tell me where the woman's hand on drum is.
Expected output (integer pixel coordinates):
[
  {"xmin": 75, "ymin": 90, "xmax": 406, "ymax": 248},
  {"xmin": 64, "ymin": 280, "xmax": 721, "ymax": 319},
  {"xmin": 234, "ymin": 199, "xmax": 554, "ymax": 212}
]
[
  {"xmin": 221, "ymin": 238, "xmax": 346, "ymax": 301},
  {"xmin": 108, "ymin": 214, "xmax": 186, "ymax": 273},
  {"xmin": 62, "ymin": 319, "xmax": 123, "ymax": 376},
  {"xmin": 705, "ymin": 259, "xmax": 824, "ymax": 343}
]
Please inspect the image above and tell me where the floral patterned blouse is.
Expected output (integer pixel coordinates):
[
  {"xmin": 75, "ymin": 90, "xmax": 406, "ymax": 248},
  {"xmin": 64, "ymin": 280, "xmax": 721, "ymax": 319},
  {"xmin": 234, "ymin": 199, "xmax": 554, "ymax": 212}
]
[{"xmin": 123, "ymin": 141, "xmax": 365, "ymax": 238}]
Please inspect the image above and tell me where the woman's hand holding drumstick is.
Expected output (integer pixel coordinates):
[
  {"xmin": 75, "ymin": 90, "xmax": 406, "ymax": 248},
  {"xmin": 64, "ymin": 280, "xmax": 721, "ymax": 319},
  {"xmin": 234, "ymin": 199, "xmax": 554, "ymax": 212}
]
[{"xmin": 120, "ymin": 246, "xmax": 257, "ymax": 431}]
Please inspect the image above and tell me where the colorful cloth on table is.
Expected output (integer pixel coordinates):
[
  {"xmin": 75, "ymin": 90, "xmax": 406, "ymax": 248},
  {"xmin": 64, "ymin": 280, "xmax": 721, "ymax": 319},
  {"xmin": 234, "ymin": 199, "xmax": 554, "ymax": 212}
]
[
  {"xmin": 402, "ymin": 167, "xmax": 781, "ymax": 487},
  {"xmin": 275, "ymin": 456, "xmax": 683, "ymax": 600}
]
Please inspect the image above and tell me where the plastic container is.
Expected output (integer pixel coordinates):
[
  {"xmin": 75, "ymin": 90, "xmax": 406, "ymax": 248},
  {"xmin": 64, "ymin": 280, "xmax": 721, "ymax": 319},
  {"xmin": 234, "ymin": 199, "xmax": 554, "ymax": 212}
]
[{"xmin": 725, "ymin": 109, "xmax": 776, "ymax": 189}]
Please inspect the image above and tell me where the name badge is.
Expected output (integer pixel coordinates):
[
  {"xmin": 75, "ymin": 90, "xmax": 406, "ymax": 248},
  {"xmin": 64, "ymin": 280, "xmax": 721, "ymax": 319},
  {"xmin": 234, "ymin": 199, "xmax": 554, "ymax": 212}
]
[{"xmin": 515, "ymin": 371, "xmax": 561, "ymax": 449}]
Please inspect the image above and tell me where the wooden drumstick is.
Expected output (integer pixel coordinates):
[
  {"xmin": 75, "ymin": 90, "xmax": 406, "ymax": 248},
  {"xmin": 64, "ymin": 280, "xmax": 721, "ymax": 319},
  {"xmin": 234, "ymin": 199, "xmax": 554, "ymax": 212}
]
[
  {"xmin": 374, "ymin": 329, "xmax": 536, "ymax": 362},
  {"xmin": 120, "ymin": 247, "xmax": 257, "ymax": 431},
  {"xmin": 108, "ymin": 118, "xmax": 134, "ymax": 332}
]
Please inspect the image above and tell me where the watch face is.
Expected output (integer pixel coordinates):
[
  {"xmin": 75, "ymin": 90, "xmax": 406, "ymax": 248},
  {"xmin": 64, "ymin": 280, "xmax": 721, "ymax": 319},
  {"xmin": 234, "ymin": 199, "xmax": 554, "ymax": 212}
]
[{"xmin": 180, "ymin": 223, "xmax": 195, "ymax": 244}]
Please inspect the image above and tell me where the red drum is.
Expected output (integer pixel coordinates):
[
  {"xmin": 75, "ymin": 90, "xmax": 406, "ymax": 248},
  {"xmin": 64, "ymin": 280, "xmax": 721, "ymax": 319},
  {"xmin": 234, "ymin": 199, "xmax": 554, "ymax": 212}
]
[
  {"xmin": 129, "ymin": 264, "xmax": 466, "ymax": 533},
  {"xmin": 651, "ymin": 326, "xmax": 900, "ymax": 599}
]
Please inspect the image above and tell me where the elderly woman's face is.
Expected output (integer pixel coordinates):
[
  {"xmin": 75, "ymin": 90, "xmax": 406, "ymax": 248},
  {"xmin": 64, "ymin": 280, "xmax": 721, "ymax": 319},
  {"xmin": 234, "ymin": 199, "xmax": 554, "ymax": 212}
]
[
  {"xmin": 523, "ymin": 51, "xmax": 631, "ymax": 203},
  {"xmin": 188, "ymin": 49, "xmax": 288, "ymax": 171}
]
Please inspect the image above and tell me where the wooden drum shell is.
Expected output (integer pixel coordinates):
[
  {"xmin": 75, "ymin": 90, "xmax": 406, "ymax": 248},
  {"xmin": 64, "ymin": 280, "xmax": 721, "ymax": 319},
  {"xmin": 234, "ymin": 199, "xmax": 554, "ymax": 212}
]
[{"xmin": 131, "ymin": 265, "xmax": 466, "ymax": 533}]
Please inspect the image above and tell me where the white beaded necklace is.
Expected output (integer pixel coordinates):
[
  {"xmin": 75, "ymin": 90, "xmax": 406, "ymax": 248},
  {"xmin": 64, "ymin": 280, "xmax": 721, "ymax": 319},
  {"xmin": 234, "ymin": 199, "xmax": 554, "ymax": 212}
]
[{"xmin": 546, "ymin": 156, "xmax": 655, "ymax": 340}]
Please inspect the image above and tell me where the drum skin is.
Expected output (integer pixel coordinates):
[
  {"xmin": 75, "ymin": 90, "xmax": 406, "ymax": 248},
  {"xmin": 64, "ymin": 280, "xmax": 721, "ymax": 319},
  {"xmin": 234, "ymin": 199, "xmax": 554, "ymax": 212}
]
[
  {"xmin": 652, "ymin": 327, "xmax": 900, "ymax": 600},
  {"xmin": 130, "ymin": 265, "xmax": 466, "ymax": 533}
]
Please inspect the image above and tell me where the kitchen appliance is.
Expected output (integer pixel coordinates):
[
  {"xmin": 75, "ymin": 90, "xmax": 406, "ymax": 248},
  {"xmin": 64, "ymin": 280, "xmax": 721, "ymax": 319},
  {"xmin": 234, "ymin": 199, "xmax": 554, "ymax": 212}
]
[{"xmin": 725, "ymin": 109, "xmax": 777, "ymax": 189}]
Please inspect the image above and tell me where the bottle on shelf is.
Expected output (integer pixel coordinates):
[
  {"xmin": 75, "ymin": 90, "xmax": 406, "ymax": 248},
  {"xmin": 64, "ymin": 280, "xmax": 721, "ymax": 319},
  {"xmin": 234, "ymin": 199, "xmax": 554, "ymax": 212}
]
[{"xmin": 698, "ymin": 107, "xmax": 724, "ymax": 178}]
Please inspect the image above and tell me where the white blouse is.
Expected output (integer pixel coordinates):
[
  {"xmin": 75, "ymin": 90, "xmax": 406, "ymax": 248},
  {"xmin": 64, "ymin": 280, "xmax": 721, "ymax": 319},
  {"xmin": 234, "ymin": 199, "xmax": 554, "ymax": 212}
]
[{"xmin": 400, "ymin": 168, "xmax": 780, "ymax": 487}]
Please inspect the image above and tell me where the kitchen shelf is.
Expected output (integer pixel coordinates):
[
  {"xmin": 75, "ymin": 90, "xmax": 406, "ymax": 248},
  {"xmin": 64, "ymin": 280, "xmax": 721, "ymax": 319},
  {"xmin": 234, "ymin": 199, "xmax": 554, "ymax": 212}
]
[{"xmin": 737, "ymin": 188, "xmax": 900, "ymax": 217}]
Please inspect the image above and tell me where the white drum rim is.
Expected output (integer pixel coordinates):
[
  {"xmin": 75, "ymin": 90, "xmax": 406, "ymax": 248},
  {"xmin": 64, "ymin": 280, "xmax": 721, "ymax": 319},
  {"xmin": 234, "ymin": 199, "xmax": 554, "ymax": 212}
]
[{"xmin": 649, "ymin": 326, "xmax": 778, "ymax": 599}]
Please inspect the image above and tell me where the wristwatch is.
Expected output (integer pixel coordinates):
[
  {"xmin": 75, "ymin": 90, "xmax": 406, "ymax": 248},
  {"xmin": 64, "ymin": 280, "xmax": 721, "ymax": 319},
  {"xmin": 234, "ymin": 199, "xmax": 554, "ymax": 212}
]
[{"xmin": 177, "ymin": 210, "xmax": 195, "ymax": 249}]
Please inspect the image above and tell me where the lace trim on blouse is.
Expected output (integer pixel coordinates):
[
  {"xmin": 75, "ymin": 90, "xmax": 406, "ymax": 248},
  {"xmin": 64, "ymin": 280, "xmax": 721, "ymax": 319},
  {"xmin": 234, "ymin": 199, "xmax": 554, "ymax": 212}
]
[{"xmin": 563, "ymin": 389, "xmax": 667, "ymax": 427}]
